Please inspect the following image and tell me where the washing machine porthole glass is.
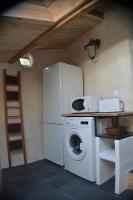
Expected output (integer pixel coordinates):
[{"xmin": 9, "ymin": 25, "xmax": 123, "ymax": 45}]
[{"xmin": 70, "ymin": 134, "xmax": 82, "ymax": 155}]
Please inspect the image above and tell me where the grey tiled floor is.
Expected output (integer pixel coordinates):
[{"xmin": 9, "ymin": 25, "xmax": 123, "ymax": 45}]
[{"xmin": 2, "ymin": 160, "xmax": 133, "ymax": 200}]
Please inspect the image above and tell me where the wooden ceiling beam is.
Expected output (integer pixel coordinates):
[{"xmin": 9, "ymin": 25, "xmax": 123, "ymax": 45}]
[{"xmin": 8, "ymin": 0, "xmax": 101, "ymax": 64}]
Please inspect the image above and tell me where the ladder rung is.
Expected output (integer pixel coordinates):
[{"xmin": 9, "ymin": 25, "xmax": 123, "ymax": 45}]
[
  {"xmin": 7, "ymin": 106, "xmax": 20, "ymax": 109},
  {"xmin": 6, "ymin": 85, "xmax": 19, "ymax": 88},
  {"xmin": 7, "ymin": 100, "xmax": 19, "ymax": 102},
  {"xmin": 9, "ymin": 136, "xmax": 22, "ymax": 142},
  {"xmin": 10, "ymin": 149, "xmax": 23, "ymax": 153},
  {"xmin": 8, "ymin": 116, "xmax": 20, "ymax": 119},
  {"xmin": 6, "ymin": 86, "xmax": 19, "ymax": 92},
  {"xmin": 8, "ymin": 132, "xmax": 22, "ymax": 135},
  {"xmin": 6, "ymin": 89, "xmax": 19, "ymax": 93}
]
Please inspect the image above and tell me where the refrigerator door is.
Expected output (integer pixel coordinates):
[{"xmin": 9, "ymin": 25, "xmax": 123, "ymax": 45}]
[
  {"xmin": 62, "ymin": 63, "xmax": 83, "ymax": 114},
  {"xmin": 43, "ymin": 123, "xmax": 64, "ymax": 166},
  {"xmin": 43, "ymin": 63, "xmax": 62, "ymax": 124}
]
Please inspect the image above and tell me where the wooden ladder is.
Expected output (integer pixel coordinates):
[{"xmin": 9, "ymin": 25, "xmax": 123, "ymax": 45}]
[
  {"xmin": 3, "ymin": 69, "xmax": 27, "ymax": 167},
  {"xmin": 128, "ymin": 170, "xmax": 133, "ymax": 190}
]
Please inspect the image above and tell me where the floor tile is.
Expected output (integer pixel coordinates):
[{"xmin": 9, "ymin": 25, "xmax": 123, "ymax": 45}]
[
  {"xmin": 2, "ymin": 165, "xmax": 28, "ymax": 179},
  {"xmin": 83, "ymin": 190, "xmax": 123, "ymax": 200},
  {"xmin": 22, "ymin": 183, "xmax": 56, "ymax": 200},
  {"xmin": 40, "ymin": 190, "xmax": 73, "ymax": 200},
  {"xmin": 12, "ymin": 173, "xmax": 42, "ymax": 188},
  {"xmin": 120, "ymin": 189, "xmax": 133, "ymax": 200},
  {"xmin": 62, "ymin": 170, "xmax": 97, "ymax": 187},
  {"xmin": 29, "ymin": 167, "xmax": 59, "ymax": 180},
  {"xmin": 4, "ymin": 183, "xmax": 30, "ymax": 200},
  {"xmin": 98, "ymin": 177, "xmax": 115, "ymax": 193},
  {"xmin": 12, "ymin": 174, "xmax": 56, "ymax": 199},
  {"xmin": 27, "ymin": 159, "xmax": 62, "ymax": 173},
  {"xmin": 59, "ymin": 182, "xmax": 96, "ymax": 200},
  {"xmin": 44, "ymin": 173, "xmax": 74, "ymax": 188}
]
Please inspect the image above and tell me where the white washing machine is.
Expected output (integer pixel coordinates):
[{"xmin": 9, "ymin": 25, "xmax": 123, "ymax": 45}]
[{"xmin": 63, "ymin": 117, "xmax": 96, "ymax": 182}]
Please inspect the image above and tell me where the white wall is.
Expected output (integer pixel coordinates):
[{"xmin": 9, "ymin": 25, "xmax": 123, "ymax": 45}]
[{"xmin": 65, "ymin": 7, "xmax": 133, "ymax": 130}]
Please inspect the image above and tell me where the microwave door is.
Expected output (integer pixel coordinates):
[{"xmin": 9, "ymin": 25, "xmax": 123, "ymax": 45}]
[{"xmin": 72, "ymin": 99, "xmax": 85, "ymax": 111}]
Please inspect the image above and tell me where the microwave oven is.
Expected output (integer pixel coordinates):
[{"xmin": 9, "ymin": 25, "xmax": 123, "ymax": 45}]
[
  {"xmin": 99, "ymin": 98, "xmax": 124, "ymax": 112},
  {"xmin": 71, "ymin": 96, "xmax": 99, "ymax": 113}
]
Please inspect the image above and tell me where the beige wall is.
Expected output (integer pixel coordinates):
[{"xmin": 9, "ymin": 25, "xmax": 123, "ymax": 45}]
[
  {"xmin": 0, "ymin": 49, "xmax": 67, "ymax": 168},
  {"xmin": 65, "ymin": 7, "xmax": 133, "ymax": 130}
]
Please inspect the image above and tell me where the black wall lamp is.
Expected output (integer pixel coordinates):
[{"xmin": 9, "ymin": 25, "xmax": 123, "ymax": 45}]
[{"xmin": 84, "ymin": 39, "xmax": 100, "ymax": 60}]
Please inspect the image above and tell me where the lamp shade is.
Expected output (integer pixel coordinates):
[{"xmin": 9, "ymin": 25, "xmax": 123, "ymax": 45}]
[{"xmin": 84, "ymin": 39, "xmax": 100, "ymax": 60}]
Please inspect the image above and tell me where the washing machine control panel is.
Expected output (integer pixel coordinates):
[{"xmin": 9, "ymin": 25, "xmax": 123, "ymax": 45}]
[{"xmin": 63, "ymin": 117, "xmax": 93, "ymax": 127}]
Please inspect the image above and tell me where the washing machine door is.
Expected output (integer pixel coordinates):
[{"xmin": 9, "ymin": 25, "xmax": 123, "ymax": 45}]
[{"xmin": 66, "ymin": 129, "xmax": 87, "ymax": 161}]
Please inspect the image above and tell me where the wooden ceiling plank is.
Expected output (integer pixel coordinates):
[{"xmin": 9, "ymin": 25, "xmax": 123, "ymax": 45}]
[
  {"xmin": 47, "ymin": 0, "xmax": 87, "ymax": 21},
  {"xmin": 2, "ymin": 2, "xmax": 54, "ymax": 22},
  {"xmin": 28, "ymin": 0, "xmax": 55, "ymax": 7},
  {"xmin": 0, "ymin": 17, "xmax": 54, "ymax": 32},
  {"xmin": 0, "ymin": 15, "xmax": 54, "ymax": 53},
  {"xmin": 8, "ymin": 0, "xmax": 102, "ymax": 64},
  {"xmin": 0, "ymin": 49, "xmax": 18, "ymax": 54},
  {"xmin": 43, "ymin": 0, "xmax": 55, "ymax": 7}
]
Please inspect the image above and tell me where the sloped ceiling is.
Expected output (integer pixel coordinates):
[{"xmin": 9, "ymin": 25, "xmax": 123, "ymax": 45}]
[
  {"xmin": 28, "ymin": 0, "xmax": 55, "ymax": 7},
  {"xmin": 0, "ymin": 0, "xmax": 112, "ymax": 63}
]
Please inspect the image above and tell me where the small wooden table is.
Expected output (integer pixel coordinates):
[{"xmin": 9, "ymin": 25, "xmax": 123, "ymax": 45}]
[{"xmin": 63, "ymin": 111, "xmax": 133, "ymax": 117}]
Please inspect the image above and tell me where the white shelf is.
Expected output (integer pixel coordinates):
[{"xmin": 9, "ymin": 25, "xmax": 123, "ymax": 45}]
[
  {"xmin": 99, "ymin": 149, "xmax": 115, "ymax": 162},
  {"xmin": 96, "ymin": 131, "xmax": 133, "ymax": 194}
]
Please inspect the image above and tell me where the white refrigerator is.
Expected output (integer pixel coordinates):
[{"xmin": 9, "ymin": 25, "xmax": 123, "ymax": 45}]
[{"xmin": 43, "ymin": 62, "xmax": 83, "ymax": 166}]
